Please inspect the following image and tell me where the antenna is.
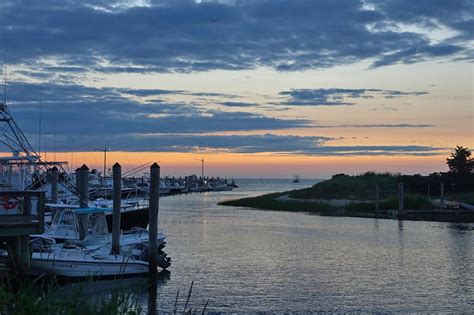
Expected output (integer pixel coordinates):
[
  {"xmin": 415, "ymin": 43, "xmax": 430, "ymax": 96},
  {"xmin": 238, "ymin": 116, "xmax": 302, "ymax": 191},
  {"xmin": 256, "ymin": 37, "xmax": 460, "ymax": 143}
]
[
  {"xmin": 194, "ymin": 158, "xmax": 204, "ymax": 178},
  {"xmin": 3, "ymin": 51, "xmax": 7, "ymax": 105},
  {"xmin": 38, "ymin": 97, "xmax": 42, "ymax": 158},
  {"xmin": 53, "ymin": 121, "xmax": 57, "ymax": 161}
]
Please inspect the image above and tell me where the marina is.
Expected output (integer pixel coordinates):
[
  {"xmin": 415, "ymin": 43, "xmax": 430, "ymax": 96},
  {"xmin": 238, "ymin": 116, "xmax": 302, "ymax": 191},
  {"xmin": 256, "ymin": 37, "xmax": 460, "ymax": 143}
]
[{"xmin": 0, "ymin": 0, "xmax": 473, "ymax": 312}]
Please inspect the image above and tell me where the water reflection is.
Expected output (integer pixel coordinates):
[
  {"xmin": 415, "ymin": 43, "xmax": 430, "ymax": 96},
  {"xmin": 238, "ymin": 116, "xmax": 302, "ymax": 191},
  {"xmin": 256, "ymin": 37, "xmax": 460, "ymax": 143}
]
[
  {"xmin": 446, "ymin": 223, "xmax": 473, "ymax": 303},
  {"xmin": 147, "ymin": 271, "xmax": 170, "ymax": 315},
  {"xmin": 57, "ymin": 270, "xmax": 170, "ymax": 312}
]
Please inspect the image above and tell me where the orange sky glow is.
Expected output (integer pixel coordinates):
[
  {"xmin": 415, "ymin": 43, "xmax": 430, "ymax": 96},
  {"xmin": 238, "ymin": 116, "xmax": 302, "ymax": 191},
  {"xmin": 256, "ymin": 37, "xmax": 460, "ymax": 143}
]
[{"xmin": 38, "ymin": 151, "xmax": 450, "ymax": 179}]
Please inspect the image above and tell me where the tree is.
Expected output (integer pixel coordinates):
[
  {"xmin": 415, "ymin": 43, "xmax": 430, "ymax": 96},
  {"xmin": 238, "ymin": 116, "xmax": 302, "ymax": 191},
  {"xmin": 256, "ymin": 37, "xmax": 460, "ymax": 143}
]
[{"xmin": 446, "ymin": 146, "xmax": 473, "ymax": 174}]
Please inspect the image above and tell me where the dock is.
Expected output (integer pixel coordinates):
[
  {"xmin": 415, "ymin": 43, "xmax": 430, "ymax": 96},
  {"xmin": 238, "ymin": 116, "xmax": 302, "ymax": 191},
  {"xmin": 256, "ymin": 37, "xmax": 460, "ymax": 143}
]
[{"xmin": 0, "ymin": 190, "xmax": 45, "ymax": 274}]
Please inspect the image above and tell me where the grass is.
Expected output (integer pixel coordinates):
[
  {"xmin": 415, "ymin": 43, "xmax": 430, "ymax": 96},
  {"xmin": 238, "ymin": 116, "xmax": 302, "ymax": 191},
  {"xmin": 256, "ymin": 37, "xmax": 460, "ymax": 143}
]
[
  {"xmin": 0, "ymin": 274, "xmax": 209, "ymax": 315},
  {"xmin": 220, "ymin": 192, "xmax": 434, "ymax": 218},
  {"xmin": 288, "ymin": 172, "xmax": 399, "ymax": 200},
  {"xmin": 220, "ymin": 192, "xmax": 334, "ymax": 213},
  {"xmin": 0, "ymin": 275, "xmax": 142, "ymax": 315}
]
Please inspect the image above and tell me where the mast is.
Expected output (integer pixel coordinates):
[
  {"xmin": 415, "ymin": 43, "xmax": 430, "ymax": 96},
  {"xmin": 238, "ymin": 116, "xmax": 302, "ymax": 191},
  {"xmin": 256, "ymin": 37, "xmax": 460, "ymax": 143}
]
[{"xmin": 38, "ymin": 98, "xmax": 42, "ymax": 159}]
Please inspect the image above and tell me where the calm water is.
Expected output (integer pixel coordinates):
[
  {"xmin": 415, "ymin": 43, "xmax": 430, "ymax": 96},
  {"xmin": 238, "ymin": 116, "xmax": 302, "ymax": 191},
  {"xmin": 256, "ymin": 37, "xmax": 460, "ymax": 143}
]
[{"xmin": 77, "ymin": 179, "xmax": 474, "ymax": 312}]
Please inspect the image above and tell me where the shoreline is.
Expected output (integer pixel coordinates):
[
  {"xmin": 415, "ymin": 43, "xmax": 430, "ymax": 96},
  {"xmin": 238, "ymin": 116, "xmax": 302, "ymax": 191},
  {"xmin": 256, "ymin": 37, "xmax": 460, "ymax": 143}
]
[
  {"xmin": 219, "ymin": 174, "xmax": 474, "ymax": 223},
  {"xmin": 219, "ymin": 195, "xmax": 474, "ymax": 223}
]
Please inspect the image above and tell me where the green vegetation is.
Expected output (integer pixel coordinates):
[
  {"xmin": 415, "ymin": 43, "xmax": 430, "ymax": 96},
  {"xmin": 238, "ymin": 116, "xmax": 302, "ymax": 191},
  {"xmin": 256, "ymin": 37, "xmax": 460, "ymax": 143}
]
[
  {"xmin": 0, "ymin": 273, "xmax": 209, "ymax": 315},
  {"xmin": 0, "ymin": 275, "xmax": 208, "ymax": 315},
  {"xmin": 446, "ymin": 145, "xmax": 473, "ymax": 175},
  {"xmin": 220, "ymin": 147, "xmax": 474, "ymax": 219},
  {"xmin": 221, "ymin": 190, "xmax": 434, "ymax": 218},
  {"xmin": 219, "ymin": 172, "xmax": 449, "ymax": 218},
  {"xmin": 0, "ymin": 276, "xmax": 142, "ymax": 315},
  {"xmin": 288, "ymin": 172, "xmax": 398, "ymax": 200},
  {"xmin": 221, "ymin": 192, "xmax": 335, "ymax": 214}
]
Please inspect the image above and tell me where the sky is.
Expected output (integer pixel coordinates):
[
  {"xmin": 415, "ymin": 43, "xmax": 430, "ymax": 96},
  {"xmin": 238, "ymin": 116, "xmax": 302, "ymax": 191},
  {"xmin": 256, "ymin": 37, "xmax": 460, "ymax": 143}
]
[{"xmin": 0, "ymin": 0, "xmax": 472, "ymax": 178}]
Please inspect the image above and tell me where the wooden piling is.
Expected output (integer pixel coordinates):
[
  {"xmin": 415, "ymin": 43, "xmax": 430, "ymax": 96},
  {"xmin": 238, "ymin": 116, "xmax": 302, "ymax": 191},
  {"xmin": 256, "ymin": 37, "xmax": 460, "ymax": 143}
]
[
  {"xmin": 50, "ymin": 166, "xmax": 59, "ymax": 204},
  {"xmin": 148, "ymin": 163, "xmax": 160, "ymax": 274},
  {"xmin": 112, "ymin": 162, "xmax": 121, "ymax": 254},
  {"xmin": 440, "ymin": 182, "xmax": 444, "ymax": 211},
  {"xmin": 50, "ymin": 166, "xmax": 59, "ymax": 218},
  {"xmin": 76, "ymin": 164, "xmax": 90, "ymax": 239},
  {"xmin": 375, "ymin": 183, "xmax": 379, "ymax": 211},
  {"xmin": 398, "ymin": 182, "xmax": 404, "ymax": 220}
]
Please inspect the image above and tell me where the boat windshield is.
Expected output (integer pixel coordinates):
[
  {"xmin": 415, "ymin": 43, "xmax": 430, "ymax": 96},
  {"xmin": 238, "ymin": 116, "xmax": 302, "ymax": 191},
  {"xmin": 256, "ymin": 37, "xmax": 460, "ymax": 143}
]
[
  {"xmin": 88, "ymin": 213, "xmax": 109, "ymax": 236},
  {"xmin": 49, "ymin": 208, "xmax": 80, "ymax": 239}
]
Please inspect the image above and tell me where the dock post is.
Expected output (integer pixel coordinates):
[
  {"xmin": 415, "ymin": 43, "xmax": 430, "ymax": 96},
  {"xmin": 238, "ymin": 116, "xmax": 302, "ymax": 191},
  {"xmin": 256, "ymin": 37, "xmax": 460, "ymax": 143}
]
[
  {"xmin": 148, "ymin": 163, "xmax": 160, "ymax": 275},
  {"xmin": 375, "ymin": 183, "xmax": 379, "ymax": 212},
  {"xmin": 76, "ymin": 164, "xmax": 90, "ymax": 239},
  {"xmin": 440, "ymin": 182, "xmax": 444, "ymax": 211},
  {"xmin": 398, "ymin": 182, "xmax": 404, "ymax": 220},
  {"xmin": 18, "ymin": 235, "xmax": 30, "ymax": 274},
  {"xmin": 50, "ymin": 166, "xmax": 59, "ymax": 218},
  {"xmin": 50, "ymin": 166, "xmax": 59, "ymax": 203},
  {"xmin": 112, "ymin": 162, "xmax": 121, "ymax": 254}
]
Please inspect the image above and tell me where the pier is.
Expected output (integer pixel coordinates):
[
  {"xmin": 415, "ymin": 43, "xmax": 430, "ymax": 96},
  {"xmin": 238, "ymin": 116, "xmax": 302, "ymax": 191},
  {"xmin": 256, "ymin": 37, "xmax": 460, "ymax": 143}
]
[{"xmin": 0, "ymin": 190, "xmax": 45, "ymax": 274}]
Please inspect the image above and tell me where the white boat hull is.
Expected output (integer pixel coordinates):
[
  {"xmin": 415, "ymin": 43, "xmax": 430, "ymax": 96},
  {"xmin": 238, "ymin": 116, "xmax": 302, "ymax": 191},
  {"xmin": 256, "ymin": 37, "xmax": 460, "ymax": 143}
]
[{"xmin": 30, "ymin": 252, "xmax": 150, "ymax": 278}]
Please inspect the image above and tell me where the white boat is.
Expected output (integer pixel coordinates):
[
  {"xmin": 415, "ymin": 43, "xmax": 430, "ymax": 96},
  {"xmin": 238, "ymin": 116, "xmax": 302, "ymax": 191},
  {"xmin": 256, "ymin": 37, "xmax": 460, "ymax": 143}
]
[
  {"xmin": 35, "ymin": 206, "xmax": 167, "ymax": 250},
  {"xmin": 29, "ymin": 239, "xmax": 154, "ymax": 277},
  {"xmin": 28, "ymin": 206, "xmax": 171, "ymax": 277}
]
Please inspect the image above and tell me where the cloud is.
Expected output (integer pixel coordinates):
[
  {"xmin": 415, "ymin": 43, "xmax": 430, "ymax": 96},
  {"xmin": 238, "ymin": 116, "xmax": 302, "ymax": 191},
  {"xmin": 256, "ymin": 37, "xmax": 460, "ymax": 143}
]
[
  {"xmin": 0, "ymin": 81, "xmax": 443, "ymax": 156},
  {"xmin": 278, "ymin": 88, "xmax": 427, "ymax": 106},
  {"xmin": 218, "ymin": 101, "xmax": 257, "ymax": 107},
  {"xmin": 28, "ymin": 132, "xmax": 445, "ymax": 156},
  {"xmin": 345, "ymin": 124, "xmax": 434, "ymax": 128},
  {"xmin": 5, "ymin": 82, "xmax": 309, "ymax": 137},
  {"xmin": 316, "ymin": 124, "xmax": 435, "ymax": 128},
  {"xmin": 1, "ymin": 0, "xmax": 471, "ymax": 78},
  {"xmin": 119, "ymin": 88, "xmax": 239, "ymax": 99},
  {"xmin": 119, "ymin": 88, "xmax": 187, "ymax": 97}
]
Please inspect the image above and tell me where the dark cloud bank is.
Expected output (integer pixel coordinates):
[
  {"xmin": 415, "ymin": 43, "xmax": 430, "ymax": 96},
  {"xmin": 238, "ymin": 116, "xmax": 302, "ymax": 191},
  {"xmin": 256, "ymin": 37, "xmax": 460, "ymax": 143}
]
[
  {"xmin": 1, "ymin": 0, "xmax": 472, "ymax": 74},
  {"xmin": 279, "ymin": 88, "xmax": 428, "ymax": 106},
  {"xmin": 3, "ymin": 81, "xmax": 444, "ymax": 156}
]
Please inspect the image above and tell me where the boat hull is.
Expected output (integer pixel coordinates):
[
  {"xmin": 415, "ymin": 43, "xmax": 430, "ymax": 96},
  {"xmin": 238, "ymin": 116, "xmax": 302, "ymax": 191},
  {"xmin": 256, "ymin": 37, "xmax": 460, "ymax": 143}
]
[{"xmin": 30, "ymin": 253, "xmax": 150, "ymax": 278}]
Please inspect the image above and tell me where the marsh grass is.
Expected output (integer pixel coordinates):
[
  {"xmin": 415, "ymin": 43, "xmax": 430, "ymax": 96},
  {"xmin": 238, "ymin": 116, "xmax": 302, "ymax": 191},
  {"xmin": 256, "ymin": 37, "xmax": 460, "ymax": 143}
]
[
  {"xmin": 172, "ymin": 281, "xmax": 209, "ymax": 315},
  {"xmin": 0, "ymin": 275, "xmax": 142, "ymax": 315},
  {"xmin": 288, "ymin": 173, "xmax": 400, "ymax": 200},
  {"xmin": 0, "ymin": 274, "xmax": 209, "ymax": 315},
  {"xmin": 220, "ymin": 192, "xmax": 333, "ymax": 213},
  {"xmin": 220, "ymin": 191, "xmax": 435, "ymax": 218}
]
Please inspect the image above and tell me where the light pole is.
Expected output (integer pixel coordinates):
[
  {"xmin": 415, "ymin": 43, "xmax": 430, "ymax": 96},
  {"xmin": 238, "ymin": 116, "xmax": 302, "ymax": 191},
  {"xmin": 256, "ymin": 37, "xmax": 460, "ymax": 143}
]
[
  {"xmin": 195, "ymin": 158, "xmax": 204, "ymax": 179},
  {"xmin": 95, "ymin": 147, "xmax": 111, "ymax": 193}
]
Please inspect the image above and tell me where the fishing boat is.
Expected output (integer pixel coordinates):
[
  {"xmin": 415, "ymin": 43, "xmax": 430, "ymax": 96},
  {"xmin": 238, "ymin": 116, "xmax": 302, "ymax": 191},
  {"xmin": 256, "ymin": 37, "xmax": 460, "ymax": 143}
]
[
  {"xmin": 35, "ymin": 206, "xmax": 167, "ymax": 250},
  {"xmin": 29, "ymin": 237, "xmax": 168, "ymax": 278},
  {"xmin": 292, "ymin": 174, "xmax": 300, "ymax": 183},
  {"xmin": 28, "ymin": 206, "xmax": 171, "ymax": 278}
]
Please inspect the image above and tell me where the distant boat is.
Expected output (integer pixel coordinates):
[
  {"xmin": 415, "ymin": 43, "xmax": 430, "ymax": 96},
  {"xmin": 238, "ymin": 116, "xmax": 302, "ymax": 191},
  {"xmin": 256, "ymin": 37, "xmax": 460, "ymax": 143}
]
[
  {"xmin": 292, "ymin": 174, "xmax": 300, "ymax": 183},
  {"xmin": 227, "ymin": 179, "xmax": 238, "ymax": 188}
]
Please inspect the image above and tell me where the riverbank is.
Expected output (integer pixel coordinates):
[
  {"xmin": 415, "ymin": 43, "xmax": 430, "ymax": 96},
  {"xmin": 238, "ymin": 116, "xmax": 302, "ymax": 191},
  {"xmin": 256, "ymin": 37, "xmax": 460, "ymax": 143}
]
[{"xmin": 219, "ymin": 173, "xmax": 474, "ymax": 222}]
